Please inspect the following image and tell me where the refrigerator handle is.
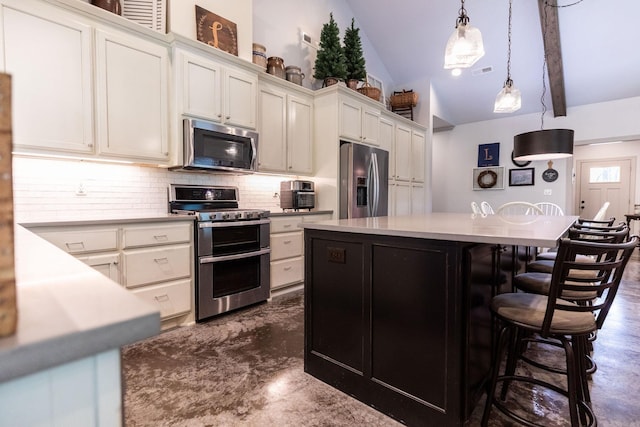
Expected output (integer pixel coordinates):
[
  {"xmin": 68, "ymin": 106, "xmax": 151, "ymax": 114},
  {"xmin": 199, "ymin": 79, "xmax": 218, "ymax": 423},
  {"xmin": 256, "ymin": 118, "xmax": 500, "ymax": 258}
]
[
  {"xmin": 367, "ymin": 154, "xmax": 375, "ymax": 217},
  {"xmin": 371, "ymin": 152, "xmax": 379, "ymax": 216}
]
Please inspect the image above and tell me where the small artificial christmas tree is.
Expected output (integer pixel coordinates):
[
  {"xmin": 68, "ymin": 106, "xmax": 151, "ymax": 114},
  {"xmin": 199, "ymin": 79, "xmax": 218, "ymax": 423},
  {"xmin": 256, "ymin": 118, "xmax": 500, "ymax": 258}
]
[
  {"xmin": 313, "ymin": 13, "xmax": 347, "ymax": 85},
  {"xmin": 343, "ymin": 18, "xmax": 367, "ymax": 86}
]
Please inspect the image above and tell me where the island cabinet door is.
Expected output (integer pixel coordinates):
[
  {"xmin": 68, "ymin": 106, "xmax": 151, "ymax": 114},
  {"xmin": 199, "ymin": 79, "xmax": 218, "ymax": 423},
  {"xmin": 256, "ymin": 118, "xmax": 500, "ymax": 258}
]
[{"xmin": 306, "ymin": 237, "xmax": 365, "ymax": 373}]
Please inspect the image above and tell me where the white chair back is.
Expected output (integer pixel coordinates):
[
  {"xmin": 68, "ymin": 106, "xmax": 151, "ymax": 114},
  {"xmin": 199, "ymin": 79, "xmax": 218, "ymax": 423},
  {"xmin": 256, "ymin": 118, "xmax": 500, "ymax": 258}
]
[
  {"xmin": 480, "ymin": 201, "xmax": 495, "ymax": 215},
  {"xmin": 534, "ymin": 202, "xmax": 564, "ymax": 216},
  {"xmin": 496, "ymin": 201, "xmax": 544, "ymax": 216},
  {"xmin": 471, "ymin": 201, "xmax": 482, "ymax": 214}
]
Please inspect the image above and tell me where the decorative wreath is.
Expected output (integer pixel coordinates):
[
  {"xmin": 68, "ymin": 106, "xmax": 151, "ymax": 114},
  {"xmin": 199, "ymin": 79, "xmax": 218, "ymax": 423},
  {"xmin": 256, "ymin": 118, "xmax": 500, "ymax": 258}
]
[{"xmin": 477, "ymin": 170, "xmax": 498, "ymax": 189}]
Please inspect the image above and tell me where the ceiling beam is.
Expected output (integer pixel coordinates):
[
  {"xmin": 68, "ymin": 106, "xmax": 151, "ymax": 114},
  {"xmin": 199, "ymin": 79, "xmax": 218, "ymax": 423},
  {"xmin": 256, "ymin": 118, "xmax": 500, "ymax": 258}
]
[{"xmin": 538, "ymin": 0, "xmax": 567, "ymax": 117}]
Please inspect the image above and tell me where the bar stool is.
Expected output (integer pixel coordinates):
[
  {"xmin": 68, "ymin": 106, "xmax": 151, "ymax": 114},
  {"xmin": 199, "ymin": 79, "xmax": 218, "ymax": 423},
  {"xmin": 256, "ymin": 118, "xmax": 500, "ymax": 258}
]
[
  {"xmin": 481, "ymin": 235, "xmax": 638, "ymax": 426},
  {"xmin": 528, "ymin": 224, "xmax": 629, "ymax": 273}
]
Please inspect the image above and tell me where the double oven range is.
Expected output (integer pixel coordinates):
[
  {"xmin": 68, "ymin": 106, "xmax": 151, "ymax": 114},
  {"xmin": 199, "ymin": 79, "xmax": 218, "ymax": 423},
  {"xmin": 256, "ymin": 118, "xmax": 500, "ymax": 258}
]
[{"xmin": 169, "ymin": 185, "xmax": 270, "ymax": 322}]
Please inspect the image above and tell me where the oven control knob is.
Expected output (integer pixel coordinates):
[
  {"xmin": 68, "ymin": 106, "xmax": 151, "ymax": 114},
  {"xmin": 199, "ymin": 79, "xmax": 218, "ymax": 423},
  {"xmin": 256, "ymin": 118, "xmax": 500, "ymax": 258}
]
[
  {"xmin": 246, "ymin": 212, "xmax": 255, "ymax": 219},
  {"xmin": 235, "ymin": 212, "xmax": 242, "ymax": 219},
  {"xmin": 222, "ymin": 213, "xmax": 230, "ymax": 220}
]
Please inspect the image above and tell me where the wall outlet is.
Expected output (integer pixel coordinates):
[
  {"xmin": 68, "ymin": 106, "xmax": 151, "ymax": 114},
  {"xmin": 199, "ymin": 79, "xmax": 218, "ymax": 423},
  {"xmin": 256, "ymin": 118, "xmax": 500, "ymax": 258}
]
[
  {"xmin": 76, "ymin": 182, "xmax": 87, "ymax": 196},
  {"xmin": 544, "ymin": 189, "xmax": 552, "ymax": 196}
]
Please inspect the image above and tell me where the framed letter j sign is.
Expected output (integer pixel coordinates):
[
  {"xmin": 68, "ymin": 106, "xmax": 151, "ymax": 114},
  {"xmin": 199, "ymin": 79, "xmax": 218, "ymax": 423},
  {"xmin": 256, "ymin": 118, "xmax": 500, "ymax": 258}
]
[{"xmin": 478, "ymin": 142, "xmax": 500, "ymax": 167}]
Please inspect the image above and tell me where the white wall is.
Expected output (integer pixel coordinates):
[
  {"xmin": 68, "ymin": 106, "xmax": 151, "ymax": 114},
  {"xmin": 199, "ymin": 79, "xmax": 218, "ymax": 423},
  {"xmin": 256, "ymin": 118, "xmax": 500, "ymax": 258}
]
[
  {"xmin": 432, "ymin": 96, "xmax": 640, "ymax": 215},
  {"xmin": 252, "ymin": 0, "xmax": 394, "ymax": 92},
  {"xmin": 168, "ymin": 0, "xmax": 253, "ymax": 61}
]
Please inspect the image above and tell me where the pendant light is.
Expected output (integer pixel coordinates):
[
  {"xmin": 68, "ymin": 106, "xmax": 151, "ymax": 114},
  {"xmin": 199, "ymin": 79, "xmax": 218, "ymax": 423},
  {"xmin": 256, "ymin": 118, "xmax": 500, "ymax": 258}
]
[
  {"xmin": 494, "ymin": 0, "xmax": 521, "ymax": 113},
  {"xmin": 444, "ymin": 0, "xmax": 485, "ymax": 69},
  {"xmin": 513, "ymin": 1, "xmax": 573, "ymax": 161}
]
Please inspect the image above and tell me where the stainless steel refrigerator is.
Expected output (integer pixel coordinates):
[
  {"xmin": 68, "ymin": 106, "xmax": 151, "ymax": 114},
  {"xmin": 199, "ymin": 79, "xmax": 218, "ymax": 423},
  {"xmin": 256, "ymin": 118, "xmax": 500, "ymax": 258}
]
[{"xmin": 339, "ymin": 141, "xmax": 389, "ymax": 219}]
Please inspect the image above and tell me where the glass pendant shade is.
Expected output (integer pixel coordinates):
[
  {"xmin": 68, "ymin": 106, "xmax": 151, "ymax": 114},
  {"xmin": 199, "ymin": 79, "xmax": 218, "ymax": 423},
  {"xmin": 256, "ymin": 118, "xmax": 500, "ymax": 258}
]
[
  {"xmin": 513, "ymin": 129, "xmax": 574, "ymax": 161},
  {"xmin": 494, "ymin": 80, "xmax": 521, "ymax": 113},
  {"xmin": 444, "ymin": 23, "xmax": 485, "ymax": 69}
]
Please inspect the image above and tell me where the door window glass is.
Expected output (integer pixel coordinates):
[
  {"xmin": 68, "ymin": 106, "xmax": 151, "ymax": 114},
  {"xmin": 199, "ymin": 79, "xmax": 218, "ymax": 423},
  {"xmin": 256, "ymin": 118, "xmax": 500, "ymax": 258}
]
[{"xmin": 589, "ymin": 166, "xmax": 620, "ymax": 183}]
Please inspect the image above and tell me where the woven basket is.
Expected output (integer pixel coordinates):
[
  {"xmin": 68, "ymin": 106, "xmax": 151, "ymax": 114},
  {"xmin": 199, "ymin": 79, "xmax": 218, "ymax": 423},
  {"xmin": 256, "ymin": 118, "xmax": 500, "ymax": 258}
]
[
  {"xmin": 390, "ymin": 90, "xmax": 418, "ymax": 108},
  {"xmin": 357, "ymin": 83, "xmax": 381, "ymax": 102}
]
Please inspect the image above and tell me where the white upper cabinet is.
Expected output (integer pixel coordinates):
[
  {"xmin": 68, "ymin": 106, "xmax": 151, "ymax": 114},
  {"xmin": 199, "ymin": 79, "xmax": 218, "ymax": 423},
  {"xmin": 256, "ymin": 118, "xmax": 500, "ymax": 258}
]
[
  {"xmin": 411, "ymin": 130, "xmax": 426, "ymax": 183},
  {"xmin": 339, "ymin": 96, "xmax": 380, "ymax": 146},
  {"xmin": 394, "ymin": 124, "xmax": 412, "ymax": 181},
  {"xmin": 286, "ymin": 93, "xmax": 313, "ymax": 174},
  {"xmin": 224, "ymin": 67, "xmax": 257, "ymax": 129},
  {"xmin": 257, "ymin": 80, "xmax": 313, "ymax": 174},
  {"xmin": 0, "ymin": 0, "xmax": 94, "ymax": 154},
  {"xmin": 179, "ymin": 52, "xmax": 221, "ymax": 121},
  {"xmin": 379, "ymin": 117, "xmax": 394, "ymax": 178},
  {"xmin": 95, "ymin": 27, "xmax": 169, "ymax": 162},
  {"xmin": 177, "ymin": 49, "xmax": 257, "ymax": 129},
  {"xmin": 257, "ymin": 82, "xmax": 287, "ymax": 171}
]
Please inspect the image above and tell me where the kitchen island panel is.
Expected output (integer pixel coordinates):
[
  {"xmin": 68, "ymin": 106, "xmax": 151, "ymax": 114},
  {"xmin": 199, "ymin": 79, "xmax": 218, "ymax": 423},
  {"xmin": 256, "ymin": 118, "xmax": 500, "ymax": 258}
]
[
  {"xmin": 305, "ymin": 229, "xmax": 493, "ymax": 426},
  {"xmin": 308, "ymin": 237, "xmax": 365, "ymax": 373},
  {"xmin": 371, "ymin": 243, "xmax": 453, "ymax": 410}
]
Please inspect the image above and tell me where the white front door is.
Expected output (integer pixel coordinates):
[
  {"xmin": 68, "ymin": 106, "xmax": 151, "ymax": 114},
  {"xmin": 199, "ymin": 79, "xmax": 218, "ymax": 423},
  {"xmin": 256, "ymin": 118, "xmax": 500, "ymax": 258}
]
[{"xmin": 576, "ymin": 158, "xmax": 633, "ymax": 222}]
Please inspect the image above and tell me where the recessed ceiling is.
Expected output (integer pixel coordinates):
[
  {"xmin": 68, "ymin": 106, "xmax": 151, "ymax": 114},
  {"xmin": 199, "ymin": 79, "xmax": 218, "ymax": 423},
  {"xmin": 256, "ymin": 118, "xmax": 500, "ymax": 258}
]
[{"xmin": 347, "ymin": 0, "xmax": 640, "ymax": 125}]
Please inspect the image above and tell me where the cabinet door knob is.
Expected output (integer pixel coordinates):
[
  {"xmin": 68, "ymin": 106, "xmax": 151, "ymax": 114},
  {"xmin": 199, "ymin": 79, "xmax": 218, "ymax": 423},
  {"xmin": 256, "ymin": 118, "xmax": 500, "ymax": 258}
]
[
  {"xmin": 226, "ymin": 116, "xmax": 231, "ymax": 120},
  {"xmin": 217, "ymin": 114, "xmax": 222, "ymax": 118}
]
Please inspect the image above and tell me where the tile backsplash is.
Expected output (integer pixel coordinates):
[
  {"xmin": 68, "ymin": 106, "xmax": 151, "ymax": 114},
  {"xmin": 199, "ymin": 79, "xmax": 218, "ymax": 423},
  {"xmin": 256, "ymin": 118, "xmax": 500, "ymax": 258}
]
[{"xmin": 12, "ymin": 156, "xmax": 301, "ymax": 223}]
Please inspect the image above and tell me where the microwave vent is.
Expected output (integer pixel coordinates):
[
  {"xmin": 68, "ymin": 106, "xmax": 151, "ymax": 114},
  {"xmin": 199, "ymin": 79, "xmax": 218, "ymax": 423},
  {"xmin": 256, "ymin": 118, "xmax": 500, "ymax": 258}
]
[{"xmin": 122, "ymin": 0, "xmax": 166, "ymax": 33}]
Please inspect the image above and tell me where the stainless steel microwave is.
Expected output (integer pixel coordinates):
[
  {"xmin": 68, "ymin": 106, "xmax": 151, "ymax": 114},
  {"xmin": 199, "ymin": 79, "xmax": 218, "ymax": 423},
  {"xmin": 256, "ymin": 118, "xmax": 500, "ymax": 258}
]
[{"xmin": 178, "ymin": 118, "xmax": 259, "ymax": 173}]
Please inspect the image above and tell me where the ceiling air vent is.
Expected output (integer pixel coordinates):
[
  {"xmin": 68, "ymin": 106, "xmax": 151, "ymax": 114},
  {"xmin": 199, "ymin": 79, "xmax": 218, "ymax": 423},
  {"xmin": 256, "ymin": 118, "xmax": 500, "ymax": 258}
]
[
  {"xmin": 122, "ymin": 0, "xmax": 166, "ymax": 33},
  {"xmin": 472, "ymin": 66, "xmax": 493, "ymax": 76}
]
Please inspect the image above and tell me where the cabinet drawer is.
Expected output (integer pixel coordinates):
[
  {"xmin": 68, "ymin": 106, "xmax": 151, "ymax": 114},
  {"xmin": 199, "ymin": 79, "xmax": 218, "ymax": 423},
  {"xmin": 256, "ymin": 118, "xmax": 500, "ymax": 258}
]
[
  {"xmin": 35, "ymin": 228, "xmax": 118, "ymax": 254},
  {"xmin": 271, "ymin": 231, "xmax": 303, "ymax": 260},
  {"xmin": 131, "ymin": 279, "xmax": 191, "ymax": 319},
  {"xmin": 271, "ymin": 256, "xmax": 304, "ymax": 289},
  {"xmin": 123, "ymin": 223, "xmax": 192, "ymax": 248},
  {"xmin": 123, "ymin": 244, "xmax": 191, "ymax": 288},
  {"xmin": 270, "ymin": 216, "xmax": 302, "ymax": 233}
]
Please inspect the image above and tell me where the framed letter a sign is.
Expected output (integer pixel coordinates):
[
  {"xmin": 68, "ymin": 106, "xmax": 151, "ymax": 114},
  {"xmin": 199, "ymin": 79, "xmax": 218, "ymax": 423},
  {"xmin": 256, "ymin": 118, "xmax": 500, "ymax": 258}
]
[{"xmin": 478, "ymin": 142, "xmax": 500, "ymax": 167}]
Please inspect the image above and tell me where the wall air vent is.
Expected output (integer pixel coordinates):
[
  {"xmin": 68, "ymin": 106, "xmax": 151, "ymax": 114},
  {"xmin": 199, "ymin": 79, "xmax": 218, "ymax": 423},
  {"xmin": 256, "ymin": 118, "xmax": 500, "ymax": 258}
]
[
  {"xmin": 122, "ymin": 0, "xmax": 166, "ymax": 33},
  {"xmin": 472, "ymin": 66, "xmax": 493, "ymax": 76}
]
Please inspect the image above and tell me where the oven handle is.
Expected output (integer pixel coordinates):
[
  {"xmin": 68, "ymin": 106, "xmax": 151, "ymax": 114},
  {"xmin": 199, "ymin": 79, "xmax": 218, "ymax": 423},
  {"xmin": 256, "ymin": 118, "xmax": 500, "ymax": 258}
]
[
  {"xmin": 198, "ymin": 219, "xmax": 271, "ymax": 229},
  {"xmin": 199, "ymin": 248, "xmax": 271, "ymax": 264}
]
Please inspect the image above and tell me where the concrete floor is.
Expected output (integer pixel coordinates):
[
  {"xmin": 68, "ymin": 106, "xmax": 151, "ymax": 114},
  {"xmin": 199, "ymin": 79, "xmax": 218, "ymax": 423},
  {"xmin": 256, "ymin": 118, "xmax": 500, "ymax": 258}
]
[{"xmin": 122, "ymin": 252, "xmax": 640, "ymax": 426}]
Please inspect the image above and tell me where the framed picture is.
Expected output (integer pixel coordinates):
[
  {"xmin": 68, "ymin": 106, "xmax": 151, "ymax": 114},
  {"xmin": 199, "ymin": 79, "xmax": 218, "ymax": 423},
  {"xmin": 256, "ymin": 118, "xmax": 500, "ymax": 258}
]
[
  {"xmin": 195, "ymin": 6, "xmax": 238, "ymax": 56},
  {"xmin": 473, "ymin": 166, "xmax": 505, "ymax": 190},
  {"xmin": 509, "ymin": 168, "xmax": 535, "ymax": 186},
  {"xmin": 478, "ymin": 142, "xmax": 500, "ymax": 167}
]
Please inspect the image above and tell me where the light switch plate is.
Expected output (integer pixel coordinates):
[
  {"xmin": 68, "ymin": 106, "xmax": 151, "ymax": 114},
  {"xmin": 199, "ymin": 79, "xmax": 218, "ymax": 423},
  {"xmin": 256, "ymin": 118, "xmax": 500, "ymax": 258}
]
[{"xmin": 544, "ymin": 189, "xmax": 552, "ymax": 195}]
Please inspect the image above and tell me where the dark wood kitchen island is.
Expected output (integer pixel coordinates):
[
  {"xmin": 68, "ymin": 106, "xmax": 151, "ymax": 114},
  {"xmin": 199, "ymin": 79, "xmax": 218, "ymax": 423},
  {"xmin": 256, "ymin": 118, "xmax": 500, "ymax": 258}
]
[{"xmin": 301, "ymin": 213, "xmax": 577, "ymax": 426}]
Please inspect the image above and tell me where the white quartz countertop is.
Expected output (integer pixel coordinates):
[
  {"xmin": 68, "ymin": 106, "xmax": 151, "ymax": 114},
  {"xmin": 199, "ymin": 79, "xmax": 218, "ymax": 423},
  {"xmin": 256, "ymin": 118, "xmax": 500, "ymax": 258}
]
[
  {"xmin": 300, "ymin": 213, "xmax": 579, "ymax": 247},
  {"xmin": 0, "ymin": 226, "xmax": 160, "ymax": 383}
]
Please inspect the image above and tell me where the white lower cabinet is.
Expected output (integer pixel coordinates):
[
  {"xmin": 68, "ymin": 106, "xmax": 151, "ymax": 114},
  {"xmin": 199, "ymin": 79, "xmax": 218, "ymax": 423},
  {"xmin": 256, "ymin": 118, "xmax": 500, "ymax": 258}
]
[
  {"xmin": 270, "ymin": 216, "xmax": 304, "ymax": 291},
  {"xmin": 270, "ymin": 213, "xmax": 332, "ymax": 292},
  {"xmin": 121, "ymin": 223, "xmax": 193, "ymax": 326},
  {"xmin": 122, "ymin": 244, "xmax": 191, "ymax": 288},
  {"xmin": 76, "ymin": 253, "xmax": 120, "ymax": 283},
  {"xmin": 130, "ymin": 279, "xmax": 191, "ymax": 320},
  {"xmin": 28, "ymin": 220, "xmax": 194, "ymax": 329}
]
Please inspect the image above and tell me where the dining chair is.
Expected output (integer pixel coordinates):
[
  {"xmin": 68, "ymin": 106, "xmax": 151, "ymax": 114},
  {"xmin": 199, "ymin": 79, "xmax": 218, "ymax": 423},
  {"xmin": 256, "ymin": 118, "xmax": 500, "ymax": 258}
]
[
  {"xmin": 471, "ymin": 201, "xmax": 482, "ymax": 214},
  {"xmin": 480, "ymin": 201, "xmax": 495, "ymax": 215},
  {"xmin": 496, "ymin": 201, "xmax": 544, "ymax": 216},
  {"xmin": 534, "ymin": 202, "xmax": 564, "ymax": 216},
  {"xmin": 482, "ymin": 235, "xmax": 639, "ymax": 427}
]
